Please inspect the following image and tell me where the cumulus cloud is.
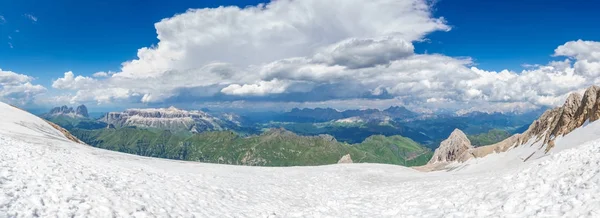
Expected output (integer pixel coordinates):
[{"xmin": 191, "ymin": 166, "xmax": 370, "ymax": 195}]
[
  {"xmin": 221, "ymin": 79, "xmax": 290, "ymax": 96},
  {"xmin": 52, "ymin": 0, "xmax": 450, "ymax": 104},
  {"xmin": 555, "ymin": 40, "xmax": 600, "ymax": 62},
  {"xmin": 46, "ymin": 0, "xmax": 600, "ymax": 112},
  {"xmin": 52, "ymin": 71, "xmax": 97, "ymax": 90},
  {"xmin": 0, "ymin": 15, "xmax": 5, "ymax": 24},
  {"xmin": 313, "ymin": 37, "xmax": 415, "ymax": 69},
  {"xmin": 92, "ymin": 71, "xmax": 111, "ymax": 78},
  {"xmin": 0, "ymin": 70, "xmax": 31, "ymax": 85},
  {"xmin": 0, "ymin": 69, "xmax": 46, "ymax": 105}
]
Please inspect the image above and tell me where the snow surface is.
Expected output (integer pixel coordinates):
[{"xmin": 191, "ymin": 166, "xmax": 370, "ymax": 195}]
[{"xmin": 1, "ymin": 102, "xmax": 600, "ymax": 217}]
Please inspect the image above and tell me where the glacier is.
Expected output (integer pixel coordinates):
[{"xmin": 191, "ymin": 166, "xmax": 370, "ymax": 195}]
[{"xmin": 1, "ymin": 101, "xmax": 600, "ymax": 217}]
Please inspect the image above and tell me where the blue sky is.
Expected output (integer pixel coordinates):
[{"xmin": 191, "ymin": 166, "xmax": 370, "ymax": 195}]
[
  {"xmin": 1, "ymin": 0, "xmax": 600, "ymax": 112},
  {"xmin": 420, "ymin": 0, "xmax": 600, "ymax": 71},
  {"xmin": 0, "ymin": 0, "xmax": 266, "ymax": 85}
]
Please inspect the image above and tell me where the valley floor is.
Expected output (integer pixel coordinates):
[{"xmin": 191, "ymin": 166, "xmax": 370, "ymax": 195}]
[{"xmin": 1, "ymin": 102, "xmax": 600, "ymax": 217}]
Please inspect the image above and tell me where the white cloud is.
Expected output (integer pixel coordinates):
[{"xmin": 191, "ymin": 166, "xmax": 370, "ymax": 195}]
[
  {"xmin": 53, "ymin": 0, "xmax": 450, "ymax": 104},
  {"xmin": 221, "ymin": 79, "xmax": 290, "ymax": 96},
  {"xmin": 313, "ymin": 37, "xmax": 415, "ymax": 69},
  {"xmin": 555, "ymin": 40, "xmax": 600, "ymax": 62},
  {"xmin": 92, "ymin": 72, "xmax": 109, "ymax": 78},
  {"xmin": 52, "ymin": 71, "xmax": 97, "ymax": 90},
  {"xmin": 0, "ymin": 69, "xmax": 31, "ymax": 85},
  {"xmin": 24, "ymin": 14, "xmax": 38, "ymax": 22},
  {"xmin": 92, "ymin": 71, "xmax": 116, "ymax": 78},
  {"xmin": 45, "ymin": 0, "xmax": 600, "ymax": 112},
  {"xmin": 0, "ymin": 68, "xmax": 46, "ymax": 105},
  {"xmin": 0, "ymin": 15, "xmax": 5, "ymax": 24}
]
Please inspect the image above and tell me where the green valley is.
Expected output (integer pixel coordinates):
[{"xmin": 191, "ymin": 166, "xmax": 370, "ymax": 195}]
[{"xmin": 70, "ymin": 127, "xmax": 432, "ymax": 167}]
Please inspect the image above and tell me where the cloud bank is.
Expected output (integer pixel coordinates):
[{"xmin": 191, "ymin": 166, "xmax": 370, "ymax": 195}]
[
  {"xmin": 0, "ymin": 69, "xmax": 46, "ymax": 105},
  {"xmin": 44, "ymin": 0, "xmax": 600, "ymax": 112}
]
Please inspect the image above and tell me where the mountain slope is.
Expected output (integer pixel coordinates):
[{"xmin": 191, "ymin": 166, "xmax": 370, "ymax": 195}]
[
  {"xmin": 70, "ymin": 127, "xmax": 432, "ymax": 167},
  {"xmin": 2, "ymin": 101, "xmax": 600, "ymax": 217},
  {"xmin": 421, "ymin": 85, "xmax": 600, "ymax": 170},
  {"xmin": 468, "ymin": 129, "xmax": 511, "ymax": 147}
]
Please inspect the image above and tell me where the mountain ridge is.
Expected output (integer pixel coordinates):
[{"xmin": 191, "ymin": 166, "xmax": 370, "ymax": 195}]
[
  {"xmin": 99, "ymin": 106, "xmax": 238, "ymax": 133},
  {"xmin": 44, "ymin": 105, "xmax": 89, "ymax": 118},
  {"xmin": 422, "ymin": 85, "xmax": 600, "ymax": 169}
]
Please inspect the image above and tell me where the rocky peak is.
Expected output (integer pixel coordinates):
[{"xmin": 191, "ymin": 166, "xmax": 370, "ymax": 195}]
[
  {"xmin": 449, "ymin": 85, "xmax": 600, "ymax": 165},
  {"xmin": 428, "ymin": 129, "xmax": 473, "ymax": 164},
  {"xmin": 337, "ymin": 154, "xmax": 353, "ymax": 164},
  {"xmin": 99, "ymin": 107, "xmax": 226, "ymax": 133},
  {"xmin": 548, "ymin": 92, "xmax": 582, "ymax": 138},
  {"xmin": 47, "ymin": 105, "xmax": 89, "ymax": 118},
  {"xmin": 75, "ymin": 105, "xmax": 89, "ymax": 118},
  {"xmin": 578, "ymin": 85, "xmax": 600, "ymax": 123}
]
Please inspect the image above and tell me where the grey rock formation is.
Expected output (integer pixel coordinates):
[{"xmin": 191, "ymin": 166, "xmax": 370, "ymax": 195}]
[
  {"xmin": 99, "ymin": 106, "xmax": 226, "ymax": 133},
  {"xmin": 47, "ymin": 105, "xmax": 89, "ymax": 118},
  {"xmin": 451, "ymin": 85, "xmax": 600, "ymax": 164},
  {"xmin": 428, "ymin": 129, "xmax": 473, "ymax": 164},
  {"xmin": 75, "ymin": 105, "xmax": 89, "ymax": 118},
  {"xmin": 337, "ymin": 154, "xmax": 353, "ymax": 164}
]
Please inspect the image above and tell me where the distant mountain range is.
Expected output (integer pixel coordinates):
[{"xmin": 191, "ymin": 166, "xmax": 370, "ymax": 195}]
[
  {"xmin": 38, "ymin": 102, "xmax": 549, "ymax": 167},
  {"xmin": 273, "ymin": 106, "xmax": 419, "ymax": 123},
  {"xmin": 40, "ymin": 105, "xmax": 434, "ymax": 166},
  {"xmin": 44, "ymin": 105, "xmax": 89, "ymax": 118},
  {"xmin": 41, "ymin": 104, "xmax": 544, "ymax": 149},
  {"xmin": 100, "ymin": 106, "xmax": 229, "ymax": 132}
]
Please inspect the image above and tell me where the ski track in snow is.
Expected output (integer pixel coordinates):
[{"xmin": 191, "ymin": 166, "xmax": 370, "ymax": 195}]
[{"xmin": 1, "ymin": 103, "xmax": 600, "ymax": 217}]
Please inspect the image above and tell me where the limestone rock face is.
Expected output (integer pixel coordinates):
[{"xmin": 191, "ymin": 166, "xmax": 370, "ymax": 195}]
[
  {"xmin": 99, "ymin": 107, "xmax": 225, "ymax": 133},
  {"xmin": 418, "ymin": 85, "xmax": 600, "ymax": 171},
  {"xmin": 456, "ymin": 85, "xmax": 600, "ymax": 163},
  {"xmin": 75, "ymin": 105, "xmax": 89, "ymax": 118},
  {"xmin": 337, "ymin": 154, "xmax": 353, "ymax": 164},
  {"xmin": 576, "ymin": 85, "xmax": 599, "ymax": 125},
  {"xmin": 47, "ymin": 105, "xmax": 89, "ymax": 118},
  {"xmin": 428, "ymin": 129, "xmax": 473, "ymax": 164},
  {"xmin": 546, "ymin": 93, "xmax": 582, "ymax": 139}
]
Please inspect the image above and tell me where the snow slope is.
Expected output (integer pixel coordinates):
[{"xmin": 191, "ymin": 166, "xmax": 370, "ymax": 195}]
[{"xmin": 1, "ymin": 102, "xmax": 600, "ymax": 217}]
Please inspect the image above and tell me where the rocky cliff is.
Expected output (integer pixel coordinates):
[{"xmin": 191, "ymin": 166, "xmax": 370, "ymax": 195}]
[
  {"xmin": 437, "ymin": 85, "xmax": 600, "ymax": 165},
  {"xmin": 99, "ymin": 106, "xmax": 226, "ymax": 133},
  {"xmin": 46, "ymin": 105, "xmax": 89, "ymax": 118},
  {"xmin": 428, "ymin": 129, "xmax": 473, "ymax": 164},
  {"xmin": 337, "ymin": 154, "xmax": 353, "ymax": 164}
]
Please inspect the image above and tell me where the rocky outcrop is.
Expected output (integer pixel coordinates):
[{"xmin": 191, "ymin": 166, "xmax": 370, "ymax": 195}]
[
  {"xmin": 75, "ymin": 105, "xmax": 89, "ymax": 118},
  {"xmin": 446, "ymin": 85, "xmax": 600, "ymax": 165},
  {"xmin": 45, "ymin": 121, "xmax": 85, "ymax": 144},
  {"xmin": 99, "ymin": 106, "xmax": 225, "ymax": 133},
  {"xmin": 428, "ymin": 129, "xmax": 473, "ymax": 164},
  {"xmin": 337, "ymin": 154, "xmax": 353, "ymax": 164},
  {"xmin": 47, "ymin": 105, "xmax": 89, "ymax": 118}
]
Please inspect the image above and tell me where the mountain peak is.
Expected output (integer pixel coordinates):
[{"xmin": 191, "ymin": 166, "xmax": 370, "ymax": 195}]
[
  {"xmin": 76, "ymin": 105, "xmax": 89, "ymax": 118},
  {"xmin": 101, "ymin": 107, "xmax": 227, "ymax": 133},
  {"xmin": 423, "ymin": 85, "xmax": 600, "ymax": 167},
  {"xmin": 337, "ymin": 154, "xmax": 353, "ymax": 164},
  {"xmin": 428, "ymin": 129, "xmax": 473, "ymax": 164},
  {"xmin": 47, "ymin": 105, "xmax": 89, "ymax": 118}
]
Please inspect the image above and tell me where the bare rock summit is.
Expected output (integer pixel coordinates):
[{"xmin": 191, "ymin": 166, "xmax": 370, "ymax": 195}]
[
  {"xmin": 337, "ymin": 154, "xmax": 353, "ymax": 164},
  {"xmin": 428, "ymin": 129, "xmax": 473, "ymax": 164}
]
